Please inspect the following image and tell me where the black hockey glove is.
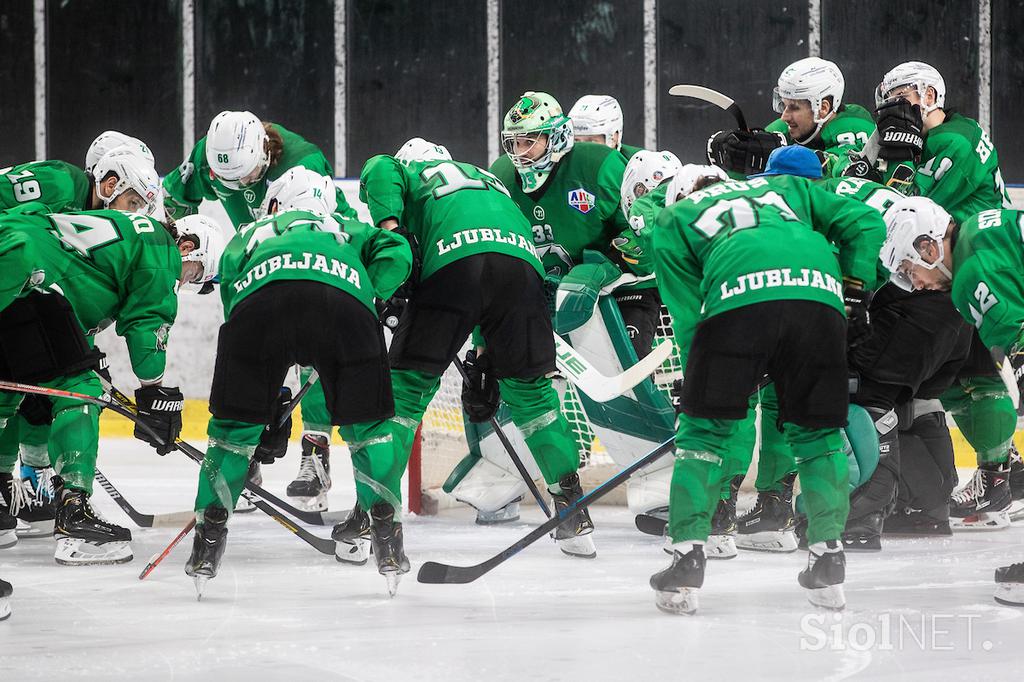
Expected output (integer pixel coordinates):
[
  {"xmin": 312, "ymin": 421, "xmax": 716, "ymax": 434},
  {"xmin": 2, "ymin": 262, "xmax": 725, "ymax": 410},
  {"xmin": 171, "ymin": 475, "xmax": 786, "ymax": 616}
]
[
  {"xmin": 376, "ymin": 296, "xmax": 408, "ymax": 331},
  {"xmin": 707, "ymin": 128, "xmax": 785, "ymax": 176},
  {"xmin": 874, "ymin": 99, "xmax": 924, "ymax": 163},
  {"xmin": 669, "ymin": 379, "xmax": 684, "ymax": 414},
  {"xmin": 254, "ymin": 386, "xmax": 293, "ymax": 464},
  {"xmin": 18, "ymin": 393, "xmax": 53, "ymax": 427},
  {"xmin": 843, "ymin": 286, "xmax": 873, "ymax": 348},
  {"xmin": 95, "ymin": 349, "xmax": 112, "ymax": 384},
  {"xmin": 461, "ymin": 349, "xmax": 500, "ymax": 423},
  {"xmin": 134, "ymin": 385, "xmax": 184, "ymax": 455},
  {"xmin": 394, "ymin": 226, "xmax": 421, "ymax": 291},
  {"xmin": 197, "ymin": 281, "xmax": 216, "ymax": 295},
  {"xmin": 839, "ymin": 154, "xmax": 883, "ymax": 184}
]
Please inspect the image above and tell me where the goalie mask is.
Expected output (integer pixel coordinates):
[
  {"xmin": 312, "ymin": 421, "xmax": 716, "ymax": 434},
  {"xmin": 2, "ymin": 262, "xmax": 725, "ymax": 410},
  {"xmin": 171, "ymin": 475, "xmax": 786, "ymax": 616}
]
[
  {"xmin": 395, "ymin": 137, "xmax": 452, "ymax": 164},
  {"xmin": 875, "ymin": 61, "xmax": 946, "ymax": 114},
  {"xmin": 92, "ymin": 149, "xmax": 161, "ymax": 215},
  {"xmin": 85, "ymin": 131, "xmax": 155, "ymax": 175},
  {"xmin": 665, "ymin": 164, "xmax": 729, "ymax": 204},
  {"xmin": 206, "ymin": 111, "xmax": 271, "ymax": 190},
  {"xmin": 772, "ymin": 57, "xmax": 845, "ymax": 141},
  {"xmin": 501, "ymin": 91, "xmax": 574, "ymax": 171},
  {"xmin": 569, "ymin": 95, "xmax": 624, "ymax": 150},
  {"xmin": 620, "ymin": 150, "xmax": 682, "ymax": 218},
  {"xmin": 880, "ymin": 196, "xmax": 953, "ymax": 291},
  {"xmin": 175, "ymin": 214, "xmax": 227, "ymax": 292},
  {"xmin": 259, "ymin": 167, "xmax": 337, "ymax": 218}
]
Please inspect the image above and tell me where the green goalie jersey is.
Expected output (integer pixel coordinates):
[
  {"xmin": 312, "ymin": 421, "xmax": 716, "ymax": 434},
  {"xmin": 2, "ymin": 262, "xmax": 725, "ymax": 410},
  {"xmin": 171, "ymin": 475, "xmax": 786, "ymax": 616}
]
[
  {"xmin": 766, "ymin": 103, "xmax": 876, "ymax": 155},
  {"xmin": 652, "ymin": 175, "xmax": 886, "ymax": 363},
  {"xmin": 359, "ymin": 156, "xmax": 541, "ymax": 281},
  {"xmin": 162, "ymin": 123, "xmax": 356, "ymax": 228},
  {"xmin": 0, "ymin": 209, "xmax": 180, "ymax": 382},
  {"xmin": 950, "ymin": 209, "xmax": 1024, "ymax": 352},
  {"xmin": 489, "ymin": 142, "xmax": 631, "ymax": 279},
  {"xmin": 219, "ymin": 209, "xmax": 412, "ymax": 318},
  {"xmin": 0, "ymin": 160, "xmax": 91, "ymax": 213}
]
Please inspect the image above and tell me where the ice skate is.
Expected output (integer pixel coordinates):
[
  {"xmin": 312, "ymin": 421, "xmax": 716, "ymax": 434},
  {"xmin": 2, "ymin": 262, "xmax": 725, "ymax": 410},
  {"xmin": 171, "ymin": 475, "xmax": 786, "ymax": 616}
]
[
  {"xmin": 884, "ymin": 507, "xmax": 952, "ymax": 536},
  {"xmin": 331, "ymin": 503, "xmax": 370, "ymax": 565},
  {"xmin": 1007, "ymin": 446, "xmax": 1024, "ymax": 522},
  {"xmin": 185, "ymin": 507, "xmax": 229, "ymax": 601},
  {"xmin": 842, "ymin": 511, "xmax": 883, "ymax": 551},
  {"xmin": 799, "ymin": 540, "xmax": 846, "ymax": 610},
  {"xmin": 53, "ymin": 478, "xmax": 132, "ymax": 566},
  {"xmin": 949, "ymin": 463, "xmax": 1011, "ymax": 530},
  {"xmin": 706, "ymin": 476, "xmax": 741, "ymax": 560},
  {"xmin": 550, "ymin": 472, "xmax": 596, "ymax": 559},
  {"xmin": 0, "ymin": 474, "xmax": 17, "ymax": 549},
  {"xmin": 286, "ymin": 434, "xmax": 331, "ymax": 511},
  {"xmin": 994, "ymin": 562, "xmax": 1024, "ymax": 606},
  {"xmin": 0, "ymin": 577, "xmax": 10, "ymax": 621},
  {"xmin": 737, "ymin": 473, "xmax": 798, "ymax": 553},
  {"xmin": 234, "ymin": 459, "xmax": 261, "ymax": 514},
  {"xmin": 475, "ymin": 497, "xmax": 521, "ymax": 525},
  {"xmin": 369, "ymin": 502, "xmax": 410, "ymax": 597},
  {"xmin": 650, "ymin": 544, "xmax": 705, "ymax": 615},
  {"xmin": 11, "ymin": 464, "xmax": 57, "ymax": 536}
]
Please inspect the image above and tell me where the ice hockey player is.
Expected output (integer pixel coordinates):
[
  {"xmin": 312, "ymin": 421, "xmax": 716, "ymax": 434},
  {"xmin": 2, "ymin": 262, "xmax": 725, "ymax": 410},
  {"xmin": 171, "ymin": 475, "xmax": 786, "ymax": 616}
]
[
  {"xmin": 0, "ymin": 207, "xmax": 221, "ymax": 565},
  {"xmin": 879, "ymin": 198, "xmax": 1024, "ymax": 603},
  {"xmin": 359, "ymin": 138, "xmax": 597, "ymax": 559},
  {"xmin": 647, "ymin": 165, "xmax": 886, "ymax": 614},
  {"xmin": 708, "ymin": 57, "xmax": 875, "ymax": 177},
  {"xmin": 0, "ymin": 148, "xmax": 160, "ymax": 216},
  {"xmin": 569, "ymin": 94, "xmax": 644, "ymax": 159},
  {"xmin": 163, "ymin": 110, "xmax": 359, "ymax": 510},
  {"xmin": 874, "ymin": 62, "xmax": 1017, "ymax": 531},
  {"xmin": 186, "ymin": 168, "xmax": 411, "ymax": 596}
]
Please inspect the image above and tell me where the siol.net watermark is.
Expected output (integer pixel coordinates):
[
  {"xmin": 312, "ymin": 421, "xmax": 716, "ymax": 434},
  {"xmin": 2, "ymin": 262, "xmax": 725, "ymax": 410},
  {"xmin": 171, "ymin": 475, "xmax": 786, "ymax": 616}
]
[{"xmin": 800, "ymin": 612, "xmax": 993, "ymax": 652}]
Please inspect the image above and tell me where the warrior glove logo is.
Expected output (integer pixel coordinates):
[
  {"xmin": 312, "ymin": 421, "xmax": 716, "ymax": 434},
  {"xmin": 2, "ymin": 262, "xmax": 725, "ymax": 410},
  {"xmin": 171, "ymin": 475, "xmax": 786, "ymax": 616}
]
[
  {"xmin": 881, "ymin": 130, "xmax": 923, "ymax": 148},
  {"xmin": 150, "ymin": 399, "xmax": 184, "ymax": 412},
  {"xmin": 567, "ymin": 188, "xmax": 596, "ymax": 214}
]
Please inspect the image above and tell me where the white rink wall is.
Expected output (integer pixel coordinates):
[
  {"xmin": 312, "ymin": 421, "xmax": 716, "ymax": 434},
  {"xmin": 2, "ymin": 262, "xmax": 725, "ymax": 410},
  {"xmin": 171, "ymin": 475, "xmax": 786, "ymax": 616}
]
[{"xmin": 97, "ymin": 184, "xmax": 1024, "ymax": 398}]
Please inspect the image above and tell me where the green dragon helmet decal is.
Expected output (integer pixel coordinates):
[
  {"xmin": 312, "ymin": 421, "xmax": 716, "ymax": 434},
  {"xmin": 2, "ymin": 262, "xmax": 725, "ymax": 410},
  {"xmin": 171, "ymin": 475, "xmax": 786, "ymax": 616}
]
[{"xmin": 501, "ymin": 91, "xmax": 574, "ymax": 171}]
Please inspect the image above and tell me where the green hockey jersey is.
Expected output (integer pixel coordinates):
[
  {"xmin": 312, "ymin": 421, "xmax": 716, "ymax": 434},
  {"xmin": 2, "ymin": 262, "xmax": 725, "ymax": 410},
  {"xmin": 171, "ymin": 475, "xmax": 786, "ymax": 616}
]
[
  {"xmin": 620, "ymin": 143, "xmax": 645, "ymax": 160},
  {"xmin": 0, "ymin": 161, "xmax": 91, "ymax": 213},
  {"xmin": 162, "ymin": 123, "xmax": 355, "ymax": 228},
  {"xmin": 219, "ymin": 209, "xmax": 412, "ymax": 318},
  {"xmin": 0, "ymin": 209, "xmax": 181, "ymax": 382},
  {"xmin": 652, "ymin": 175, "xmax": 886, "ymax": 361},
  {"xmin": 489, "ymin": 142, "xmax": 631, "ymax": 279},
  {"xmin": 950, "ymin": 209, "xmax": 1024, "ymax": 352},
  {"xmin": 360, "ymin": 156, "xmax": 541, "ymax": 281}
]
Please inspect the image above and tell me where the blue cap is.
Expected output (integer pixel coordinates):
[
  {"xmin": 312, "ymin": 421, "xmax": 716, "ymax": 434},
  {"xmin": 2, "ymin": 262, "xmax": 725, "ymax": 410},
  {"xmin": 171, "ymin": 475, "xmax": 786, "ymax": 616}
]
[{"xmin": 749, "ymin": 145, "xmax": 822, "ymax": 180}]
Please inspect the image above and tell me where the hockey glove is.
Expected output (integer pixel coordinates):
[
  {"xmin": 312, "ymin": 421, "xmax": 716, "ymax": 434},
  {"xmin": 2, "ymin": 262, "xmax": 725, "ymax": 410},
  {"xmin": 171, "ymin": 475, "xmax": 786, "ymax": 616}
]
[
  {"xmin": 707, "ymin": 128, "xmax": 785, "ymax": 176},
  {"xmin": 254, "ymin": 386, "xmax": 293, "ymax": 464},
  {"xmin": 95, "ymin": 349, "xmax": 112, "ymax": 384},
  {"xmin": 669, "ymin": 379, "xmax": 684, "ymax": 414},
  {"xmin": 134, "ymin": 385, "xmax": 184, "ymax": 455},
  {"xmin": 839, "ymin": 155, "xmax": 883, "ymax": 184},
  {"xmin": 376, "ymin": 296, "xmax": 408, "ymax": 331},
  {"xmin": 843, "ymin": 286, "xmax": 873, "ymax": 348},
  {"xmin": 874, "ymin": 99, "xmax": 924, "ymax": 163},
  {"xmin": 18, "ymin": 393, "xmax": 53, "ymax": 427},
  {"xmin": 461, "ymin": 349, "xmax": 500, "ymax": 423}
]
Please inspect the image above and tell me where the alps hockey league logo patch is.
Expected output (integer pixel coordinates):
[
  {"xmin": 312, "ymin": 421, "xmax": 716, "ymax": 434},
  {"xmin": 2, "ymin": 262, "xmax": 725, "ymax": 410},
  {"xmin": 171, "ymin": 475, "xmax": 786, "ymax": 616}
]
[{"xmin": 567, "ymin": 188, "xmax": 596, "ymax": 214}]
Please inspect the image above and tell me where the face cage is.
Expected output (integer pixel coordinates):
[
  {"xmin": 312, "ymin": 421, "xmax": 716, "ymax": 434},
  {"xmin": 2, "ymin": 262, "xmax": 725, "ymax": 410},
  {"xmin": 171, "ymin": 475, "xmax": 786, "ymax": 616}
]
[{"xmin": 501, "ymin": 132, "xmax": 552, "ymax": 170}]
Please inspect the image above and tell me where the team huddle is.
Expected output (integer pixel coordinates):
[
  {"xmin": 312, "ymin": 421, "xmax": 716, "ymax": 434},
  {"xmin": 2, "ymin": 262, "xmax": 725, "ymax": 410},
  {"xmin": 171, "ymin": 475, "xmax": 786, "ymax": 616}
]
[{"xmin": 0, "ymin": 55, "xmax": 1022, "ymax": 619}]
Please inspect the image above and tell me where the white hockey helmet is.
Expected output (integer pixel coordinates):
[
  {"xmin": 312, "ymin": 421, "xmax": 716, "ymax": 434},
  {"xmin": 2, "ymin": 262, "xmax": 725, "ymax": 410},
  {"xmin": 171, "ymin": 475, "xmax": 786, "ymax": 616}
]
[
  {"xmin": 85, "ymin": 131, "xmax": 155, "ymax": 174},
  {"xmin": 620, "ymin": 150, "xmax": 683, "ymax": 218},
  {"xmin": 880, "ymin": 196, "xmax": 953, "ymax": 290},
  {"xmin": 875, "ymin": 61, "xmax": 946, "ymax": 114},
  {"xmin": 92, "ymin": 148, "xmax": 161, "ymax": 215},
  {"xmin": 569, "ymin": 95, "xmax": 624, "ymax": 149},
  {"xmin": 175, "ymin": 214, "xmax": 227, "ymax": 289},
  {"xmin": 665, "ymin": 164, "xmax": 729, "ymax": 204},
  {"xmin": 395, "ymin": 137, "xmax": 452, "ymax": 164},
  {"xmin": 259, "ymin": 167, "xmax": 337, "ymax": 218},
  {"xmin": 205, "ymin": 111, "xmax": 270, "ymax": 190},
  {"xmin": 772, "ymin": 57, "xmax": 845, "ymax": 124}
]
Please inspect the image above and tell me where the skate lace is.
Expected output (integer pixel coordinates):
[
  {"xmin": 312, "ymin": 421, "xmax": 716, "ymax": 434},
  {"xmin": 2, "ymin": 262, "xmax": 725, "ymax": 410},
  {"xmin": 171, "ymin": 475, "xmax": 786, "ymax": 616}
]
[
  {"xmin": 295, "ymin": 448, "xmax": 328, "ymax": 484},
  {"xmin": 952, "ymin": 469, "xmax": 986, "ymax": 506},
  {"xmin": 10, "ymin": 468, "xmax": 55, "ymax": 515}
]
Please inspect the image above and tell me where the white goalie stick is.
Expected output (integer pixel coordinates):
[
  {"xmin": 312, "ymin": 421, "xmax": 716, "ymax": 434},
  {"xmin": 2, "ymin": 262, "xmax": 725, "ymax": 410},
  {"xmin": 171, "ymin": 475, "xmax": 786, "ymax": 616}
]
[
  {"xmin": 668, "ymin": 84, "xmax": 749, "ymax": 131},
  {"xmin": 552, "ymin": 333, "xmax": 673, "ymax": 403}
]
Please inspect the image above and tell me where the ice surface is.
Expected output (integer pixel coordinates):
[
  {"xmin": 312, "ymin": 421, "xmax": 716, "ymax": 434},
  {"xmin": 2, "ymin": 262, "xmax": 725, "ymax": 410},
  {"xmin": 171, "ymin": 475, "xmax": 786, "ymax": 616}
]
[{"xmin": 2, "ymin": 439, "xmax": 1023, "ymax": 681}]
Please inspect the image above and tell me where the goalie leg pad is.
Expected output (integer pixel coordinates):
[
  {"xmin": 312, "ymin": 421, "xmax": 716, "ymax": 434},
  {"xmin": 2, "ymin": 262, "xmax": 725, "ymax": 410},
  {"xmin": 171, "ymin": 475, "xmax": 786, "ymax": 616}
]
[{"xmin": 448, "ymin": 457, "xmax": 530, "ymax": 514}]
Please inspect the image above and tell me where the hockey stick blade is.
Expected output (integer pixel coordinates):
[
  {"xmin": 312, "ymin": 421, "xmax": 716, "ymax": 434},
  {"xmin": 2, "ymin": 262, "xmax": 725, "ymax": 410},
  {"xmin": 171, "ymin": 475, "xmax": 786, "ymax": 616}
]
[
  {"xmin": 553, "ymin": 334, "xmax": 673, "ymax": 403},
  {"xmin": 95, "ymin": 469, "xmax": 194, "ymax": 528},
  {"xmin": 668, "ymin": 84, "xmax": 748, "ymax": 131},
  {"xmin": 417, "ymin": 437, "xmax": 675, "ymax": 584},
  {"xmin": 634, "ymin": 513, "xmax": 667, "ymax": 536}
]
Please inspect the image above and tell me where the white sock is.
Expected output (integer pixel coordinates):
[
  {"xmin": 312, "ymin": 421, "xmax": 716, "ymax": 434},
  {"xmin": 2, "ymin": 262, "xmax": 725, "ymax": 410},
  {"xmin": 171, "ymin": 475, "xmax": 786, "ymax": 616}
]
[
  {"xmin": 809, "ymin": 540, "xmax": 841, "ymax": 556},
  {"xmin": 671, "ymin": 540, "xmax": 703, "ymax": 555}
]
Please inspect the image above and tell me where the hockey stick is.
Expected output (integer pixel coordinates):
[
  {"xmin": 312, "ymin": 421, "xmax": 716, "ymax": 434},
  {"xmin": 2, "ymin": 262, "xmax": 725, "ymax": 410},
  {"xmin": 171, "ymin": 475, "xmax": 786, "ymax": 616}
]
[
  {"xmin": 452, "ymin": 357, "xmax": 552, "ymax": 518},
  {"xmin": 553, "ymin": 333, "xmax": 673, "ymax": 403},
  {"xmin": 0, "ymin": 380, "xmax": 338, "ymax": 555},
  {"xmin": 94, "ymin": 469, "xmax": 194, "ymax": 528},
  {"xmin": 138, "ymin": 517, "xmax": 196, "ymax": 580},
  {"xmin": 98, "ymin": 377, "xmax": 346, "ymax": 527},
  {"xmin": 417, "ymin": 436, "xmax": 675, "ymax": 584},
  {"xmin": 282, "ymin": 369, "xmax": 319, "ymax": 427},
  {"xmin": 668, "ymin": 84, "xmax": 748, "ymax": 131}
]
